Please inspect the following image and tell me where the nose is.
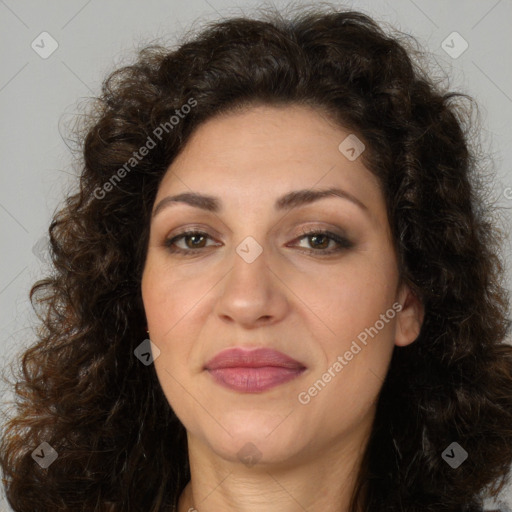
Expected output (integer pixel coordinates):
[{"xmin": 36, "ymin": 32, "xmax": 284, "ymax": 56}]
[{"xmin": 213, "ymin": 238, "xmax": 290, "ymax": 328}]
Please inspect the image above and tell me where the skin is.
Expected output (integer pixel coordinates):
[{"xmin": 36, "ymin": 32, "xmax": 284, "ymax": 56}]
[{"xmin": 141, "ymin": 104, "xmax": 424, "ymax": 512}]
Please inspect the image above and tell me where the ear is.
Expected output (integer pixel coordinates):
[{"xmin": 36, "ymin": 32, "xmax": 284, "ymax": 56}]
[{"xmin": 394, "ymin": 283, "xmax": 424, "ymax": 347}]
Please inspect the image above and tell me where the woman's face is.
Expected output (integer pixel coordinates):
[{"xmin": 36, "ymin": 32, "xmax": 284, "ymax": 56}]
[{"xmin": 141, "ymin": 104, "xmax": 423, "ymax": 467}]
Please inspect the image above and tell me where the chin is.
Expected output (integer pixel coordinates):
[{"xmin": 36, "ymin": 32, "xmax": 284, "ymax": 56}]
[
  {"xmin": 211, "ymin": 435, "xmax": 304, "ymax": 468},
  {"xmin": 191, "ymin": 417, "xmax": 307, "ymax": 466}
]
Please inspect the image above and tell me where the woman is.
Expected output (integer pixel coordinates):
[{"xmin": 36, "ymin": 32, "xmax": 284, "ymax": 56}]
[{"xmin": 1, "ymin": 5, "xmax": 511, "ymax": 512}]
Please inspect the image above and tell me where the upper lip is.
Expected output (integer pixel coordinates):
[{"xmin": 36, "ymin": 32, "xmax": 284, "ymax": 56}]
[{"xmin": 204, "ymin": 347, "xmax": 306, "ymax": 370}]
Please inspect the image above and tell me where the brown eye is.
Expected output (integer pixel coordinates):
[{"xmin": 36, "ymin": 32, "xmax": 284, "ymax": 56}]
[
  {"xmin": 306, "ymin": 233, "xmax": 330, "ymax": 249},
  {"xmin": 291, "ymin": 229, "xmax": 354, "ymax": 255},
  {"xmin": 182, "ymin": 233, "xmax": 207, "ymax": 249},
  {"xmin": 164, "ymin": 230, "xmax": 217, "ymax": 254},
  {"xmin": 164, "ymin": 228, "xmax": 354, "ymax": 257}
]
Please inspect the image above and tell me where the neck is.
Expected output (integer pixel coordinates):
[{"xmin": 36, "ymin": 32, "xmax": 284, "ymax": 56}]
[{"xmin": 176, "ymin": 423, "xmax": 371, "ymax": 512}]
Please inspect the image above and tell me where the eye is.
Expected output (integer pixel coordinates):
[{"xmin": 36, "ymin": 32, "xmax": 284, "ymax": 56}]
[
  {"xmin": 164, "ymin": 230, "xmax": 218, "ymax": 254},
  {"xmin": 290, "ymin": 228, "xmax": 354, "ymax": 255},
  {"xmin": 163, "ymin": 228, "xmax": 354, "ymax": 256}
]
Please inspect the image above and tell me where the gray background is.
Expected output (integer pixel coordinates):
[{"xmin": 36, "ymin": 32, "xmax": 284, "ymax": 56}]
[{"xmin": 1, "ymin": 0, "xmax": 511, "ymax": 510}]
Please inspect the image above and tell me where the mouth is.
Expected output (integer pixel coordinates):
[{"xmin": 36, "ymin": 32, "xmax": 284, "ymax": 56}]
[{"xmin": 204, "ymin": 347, "xmax": 306, "ymax": 393}]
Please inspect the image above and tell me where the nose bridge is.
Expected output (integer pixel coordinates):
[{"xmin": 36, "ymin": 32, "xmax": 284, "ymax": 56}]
[
  {"xmin": 214, "ymin": 231, "xmax": 286, "ymax": 324},
  {"xmin": 229, "ymin": 233, "xmax": 271, "ymax": 297}
]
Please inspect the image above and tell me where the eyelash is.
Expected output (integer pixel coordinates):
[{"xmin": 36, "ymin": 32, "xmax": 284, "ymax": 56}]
[{"xmin": 163, "ymin": 228, "xmax": 354, "ymax": 257}]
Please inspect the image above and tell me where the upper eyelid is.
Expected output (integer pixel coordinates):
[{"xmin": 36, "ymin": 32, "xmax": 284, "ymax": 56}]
[
  {"xmin": 167, "ymin": 225, "xmax": 348, "ymax": 240},
  {"xmin": 164, "ymin": 220, "xmax": 351, "ymax": 238}
]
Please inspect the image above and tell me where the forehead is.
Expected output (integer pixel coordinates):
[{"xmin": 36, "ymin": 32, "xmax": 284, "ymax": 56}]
[{"xmin": 156, "ymin": 104, "xmax": 383, "ymax": 213}]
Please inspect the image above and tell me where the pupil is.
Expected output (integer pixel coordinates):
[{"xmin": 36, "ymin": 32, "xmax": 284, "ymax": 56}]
[
  {"xmin": 189, "ymin": 235, "xmax": 204, "ymax": 248},
  {"xmin": 311, "ymin": 235, "xmax": 328, "ymax": 248}
]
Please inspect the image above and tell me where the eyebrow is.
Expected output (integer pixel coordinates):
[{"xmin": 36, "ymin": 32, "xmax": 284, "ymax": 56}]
[{"xmin": 152, "ymin": 186, "xmax": 368, "ymax": 218}]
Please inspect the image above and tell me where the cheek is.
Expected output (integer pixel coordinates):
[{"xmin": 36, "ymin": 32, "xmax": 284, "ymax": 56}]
[
  {"xmin": 141, "ymin": 262, "xmax": 212, "ymax": 386},
  {"xmin": 142, "ymin": 265, "xmax": 199, "ymax": 417},
  {"xmin": 142, "ymin": 261, "xmax": 208, "ymax": 337},
  {"xmin": 294, "ymin": 253, "xmax": 398, "ymax": 346}
]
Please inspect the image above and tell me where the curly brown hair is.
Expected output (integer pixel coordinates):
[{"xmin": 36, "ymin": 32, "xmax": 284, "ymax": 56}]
[{"xmin": 1, "ymin": 4, "xmax": 511, "ymax": 512}]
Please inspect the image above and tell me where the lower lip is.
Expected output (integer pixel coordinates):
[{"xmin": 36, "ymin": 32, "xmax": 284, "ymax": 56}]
[{"xmin": 207, "ymin": 366, "xmax": 305, "ymax": 393}]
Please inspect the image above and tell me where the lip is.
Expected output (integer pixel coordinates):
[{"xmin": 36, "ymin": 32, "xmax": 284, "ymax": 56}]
[{"xmin": 204, "ymin": 347, "xmax": 306, "ymax": 393}]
